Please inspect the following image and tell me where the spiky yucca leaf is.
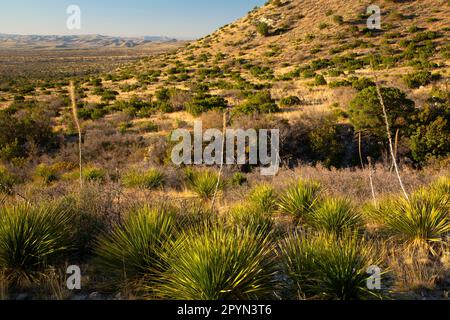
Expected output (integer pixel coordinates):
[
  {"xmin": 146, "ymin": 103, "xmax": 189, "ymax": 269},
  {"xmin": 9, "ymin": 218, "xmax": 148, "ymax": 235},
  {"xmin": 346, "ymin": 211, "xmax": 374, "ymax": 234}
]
[
  {"xmin": 277, "ymin": 180, "xmax": 322, "ymax": 223},
  {"xmin": 94, "ymin": 206, "xmax": 176, "ymax": 287},
  {"xmin": 157, "ymin": 223, "xmax": 277, "ymax": 300},
  {"xmin": 184, "ymin": 168, "xmax": 225, "ymax": 200},
  {"xmin": 279, "ymin": 232, "xmax": 380, "ymax": 300},
  {"xmin": 0, "ymin": 204, "xmax": 72, "ymax": 286},
  {"xmin": 370, "ymin": 189, "xmax": 449, "ymax": 246},
  {"xmin": 228, "ymin": 204, "xmax": 273, "ymax": 235},
  {"xmin": 308, "ymin": 198, "xmax": 362, "ymax": 235},
  {"xmin": 247, "ymin": 184, "xmax": 278, "ymax": 213},
  {"xmin": 122, "ymin": 168, "xmax": 165, "ymax": 190}
]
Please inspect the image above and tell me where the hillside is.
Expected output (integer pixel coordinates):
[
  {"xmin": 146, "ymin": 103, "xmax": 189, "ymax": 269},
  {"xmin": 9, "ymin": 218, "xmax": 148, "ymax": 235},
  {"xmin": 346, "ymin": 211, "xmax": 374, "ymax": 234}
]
[
  {"xmin": 0, "ymin": 34, "xmax": 178, "ymax": 50},
  {"xmin": 0, "ymin": 0, "xmax": 448, "ymax": 301},
  {"xmin": 96, "ymin": 0, "xmax": 449, "ymax": 117}
]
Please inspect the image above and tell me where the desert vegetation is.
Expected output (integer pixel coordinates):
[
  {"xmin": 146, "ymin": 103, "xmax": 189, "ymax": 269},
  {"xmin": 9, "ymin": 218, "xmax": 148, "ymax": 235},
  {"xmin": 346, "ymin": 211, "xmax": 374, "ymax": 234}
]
[{"xmin": 0, "ymin": 0, "xmax": 448, "ymax": 300}]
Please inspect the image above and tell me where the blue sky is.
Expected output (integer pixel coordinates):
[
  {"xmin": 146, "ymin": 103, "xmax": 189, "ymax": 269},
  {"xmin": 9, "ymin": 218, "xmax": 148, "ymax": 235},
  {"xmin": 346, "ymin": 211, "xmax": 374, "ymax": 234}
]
[{"xmin": 0, "ymin": 0, "xmax": 266, "ymax": 39}]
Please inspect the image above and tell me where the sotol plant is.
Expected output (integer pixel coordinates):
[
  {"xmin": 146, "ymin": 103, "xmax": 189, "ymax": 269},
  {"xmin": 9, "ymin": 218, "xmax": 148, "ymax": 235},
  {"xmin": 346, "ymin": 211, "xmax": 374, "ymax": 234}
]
[
  {"xmin": 156, "ymin": 223, "xmax": 277, "ymax": 300},
  {"xmin": 94, "ymin": 206, "xmax": 176, "ymax": 288},
  {"xmin": 0, "ymin": 204, "xmax": 73, "ymax": 287},
  {"xmin": 184, "ymin": 168, "xmax": 225, "ymax": 200},
  {"xmin": 277, "ymin": 180, "xmax": 322, "ymax": 223},
  {"xmin": 308, "ymin": 198, "xmax": 363, "ymax": 236},
  {"xmin": 279, "ymin": 232, "xmax": 380, "ymax": 300}
]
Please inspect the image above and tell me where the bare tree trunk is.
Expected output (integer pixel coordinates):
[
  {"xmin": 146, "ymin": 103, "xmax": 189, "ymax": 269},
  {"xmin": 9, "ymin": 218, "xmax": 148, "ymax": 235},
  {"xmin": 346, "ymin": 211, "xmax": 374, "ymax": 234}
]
[
  {"xmin": 374, "ymin": 82, "xmax": 409, "ymax": 201},
  {"xmin": 69, "ymin": 81, "xmax": 83, "ymax": 192},
  {"xmin": 211, "ymin": 111, "xmax": 228, "ymax": 210}
]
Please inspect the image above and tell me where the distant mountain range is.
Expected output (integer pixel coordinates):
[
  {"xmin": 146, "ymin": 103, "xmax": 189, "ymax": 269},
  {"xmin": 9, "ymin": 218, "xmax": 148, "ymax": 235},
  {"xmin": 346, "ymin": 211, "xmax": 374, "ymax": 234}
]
[{"xmin": 0, "ymin": 34, "xmax": 179, "ymax": 50}]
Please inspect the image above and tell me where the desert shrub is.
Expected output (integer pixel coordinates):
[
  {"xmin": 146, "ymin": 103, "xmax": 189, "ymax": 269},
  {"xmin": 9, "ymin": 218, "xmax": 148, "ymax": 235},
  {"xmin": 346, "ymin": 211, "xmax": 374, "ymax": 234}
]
[
  {"xmin": 403, "ymin": 71, "xmax": 432, "ymax": 89},
  {"xmin": 184, "ymin": 168, "xmax": 225, "ymax": 200},
  {"xmin": 277, "ymin": 180, "xmax": 322, "ymax": 223},
  {"xmin": 186, "ymin": 93, "xmax": 227, "ymax": 116},
  {"xmin": 367, "ymin": 190, "xmax": 450, "ymax": 248},
  {"xmin": 0, "ymin": 204, "xmax": 73, "ymax": 287},
  {"xmin": 94, "ymin": 206, "xmax": 176, "ymax": 289},
  {"xmin": 83, "ymin": 166, "xmax": 106, "ymax": 182},
  {"xmin": 156, "ymin": 223, "xmax": 277, "ymax": 299},
  {"xmin": 0, "ymin": 106, "xmax": 57, "ymax": 160},
  {"xmin": 314, "ymin": 74, "xmax": 327, "ymax": 86},
  {"xmin": 308, "ymin": 198, "xmax": 362, "ymax": 236},
  {"xmin": 0, "ymin": 166, "xmax": 17, "ymax": 194},
  {"xmin": 351, "ymin": 77, "xmax": 375, "ymax": 91},
  {"xmin": 122, "ymin": 168, "xmax": 164, "ymax": 190},
  {"xmin": 248, "ymin": 184, "xmax": 278, "ymax": 214},
  {"xmin": 280, "ymin": 96, "xmax": 301, "ymax": 107},
  {"xmin": 34, "ymin": 163, "xmax": 59, "ymax": 184},
  {"xmin": 409, "ymin": 97, "xmax": 450, "ymax": 165},
  {"xmin": 279, "ymin": 232, "xmax": 380, "ymax": 300},
  {"xmin": 227, "ymin": 204, "xmax": 273, "ymax": 235},
  {"xmin": 333, "ymin": 15, "xmax": 344, "ymax": 25},
  {"xmin": 256, "ymin": 21, "xmax": 270, "ymax": 37},
  {"xmin": 230, "ymin": 172, "xmax": 247, "ymax": 186},
  {"xmin": 233, "ymin": 91, "xmax": 279, "ymax": 115},
  {"xmin": 349, "ymin": 86, "xmax": 415, "ymax": 140}
]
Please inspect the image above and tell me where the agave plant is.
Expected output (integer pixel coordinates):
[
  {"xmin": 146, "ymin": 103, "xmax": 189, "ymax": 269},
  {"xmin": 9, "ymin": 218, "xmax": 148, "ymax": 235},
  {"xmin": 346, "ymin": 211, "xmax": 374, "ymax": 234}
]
[
  {"xmin": 94, "ymin": 206, "xmax": 176, "ymax": 288},
  {"xmin": 370, "ymin": 189, "xmax": 449, "ymax": 247},
  {"xmin": 277, "ymin": 180, "xmax": 322, "ymax": 223},
  {"xmin": 308, "ymin": 198, "xmax": 363, "ymax": 236},
  {"xmin": 184, "ymin": 168, "xmax": 225, "ymax": 200},
  {"xmin": 279, "ymin": 232, "xmax": 380, "ymax": 300},
  {"xmin": 0, "ymin": 204, "xmax": 73, "ymax": 287},
  {"xmin": 156, "ymin": 223, "xmax": 277, "ymax": 300},
  {"xmin": 247, "ymin": 184, "xmax": 278, "ymax": 214}
]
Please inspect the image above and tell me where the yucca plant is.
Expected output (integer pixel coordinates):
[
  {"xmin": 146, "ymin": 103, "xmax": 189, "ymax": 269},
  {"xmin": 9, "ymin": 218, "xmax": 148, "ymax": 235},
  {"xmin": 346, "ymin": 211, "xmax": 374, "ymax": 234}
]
[
  {"xmin": 369, "ymin": 189, "xmax": 450, "ymax": 248},
  {"xmin": 248, "ymin": 184, "xmax": 278, "ymax": 214},
  {"xmin": 94, "ymin": 206, "xmax": 176, "ymax": 288},
  {"xmin": 156, "ymin": 223, "xmax": 277, "ymax": 300},
  {"xmin": 308, "ymin": 198, "xmax": 363, "ymax": 236},
  {"xmin": 279, "ymin": 232, "xmax": 380, "ymax": 300},
  {"xmin": 228, "ymin": 204, "xmax": 273, "ymax": 235},
  {"xmin": 0, "ymin": 204, "xmax": 73, "ymax": 287},
  {"xmin": 184, "ymin": 168, "xmax": 225, "ymax": 200},
  {"xmin": 122, "ymin": 168, "xmax": 164, "ymax": 190},
  {"xmin": 277, "ymin": 180, "xmax": 322, "ymax": 223}
]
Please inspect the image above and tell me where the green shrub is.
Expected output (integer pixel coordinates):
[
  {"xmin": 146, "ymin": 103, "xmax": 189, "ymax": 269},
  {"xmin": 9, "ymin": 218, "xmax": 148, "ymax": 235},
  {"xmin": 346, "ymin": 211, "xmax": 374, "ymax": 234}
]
[
  {"xmin": 228, "ymin": 204, "xmax": 273, "ymax": 235},
  {"xmin": 83, "ymin": 167, "xmax": 106, "ymax": 182},
  {"xmin": 94, "ymin": 206, "xmax": 176, "ymax": 289},
  {"xmin": 403, "ymin": 71, "xmax": 432, "ymax": 89},
  {"xmin": 157, "ymin": 223, "xmax": 277, "ymax": 299},
  {"xmin": 367, "ymin": 190, "xmax": 450, "ymax": 247},
  {"xmin": 308, "ymin": 198, "xmax": 362, "ymax": 235},
  {"xmin": 185, "ymin": 169, "xmax": 225, "ymax": 200},
  {"xmin": 349, "ymin": 86, "xmax": 415, "ymax": 140},
  {"xmin": 277, "ymin": 180, "xmax": 322, "ymax": 223},
  {"xmin": 186, "ymin": 93, "xmax": 227, "ymax": 116},
  {"xmin": 256, "ymin": 21, "xmax": 270, "ymax": 37},
  {"xmin": 0, "ymin": 166, "xmax": 17, "ymax": 194},
  {"xmin": 34, "ymin": 164, "xmax": 59, "ymax": 184},
  {"xmin": 231, "ymin": 172, "xmax": 247, "ymax": 186},
  {"xmin": 314, "ymin": 74, "xmax": 327, "ymax": 86},
  {"xmin": 279, "ymin": 232, "xmax": 380, "ymax": 300},
  {"xmin": 248, "ymin": 184, "xmax": 278, "ymax": 214},
  {"xmin": 0, "ymin": 204, "xmax": 72, "ymax": 286},
  {"xmin": 280, "ymin": 96, "xmax": 301, "ymax": 107},
  {"xmin": 122, "ymin": 169, "xmax": 164, "ymax": 190},
  {"xmin": 233, "ymin": 91, "xmax": 279, "ymax": 115}
]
